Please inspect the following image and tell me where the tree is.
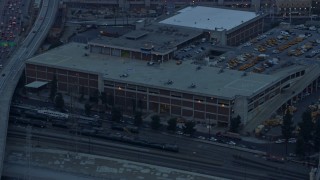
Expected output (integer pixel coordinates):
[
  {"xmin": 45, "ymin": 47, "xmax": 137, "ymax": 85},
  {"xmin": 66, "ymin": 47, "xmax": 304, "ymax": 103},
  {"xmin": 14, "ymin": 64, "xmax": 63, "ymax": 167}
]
[
  {"xmin": 151, "ymin": 115, "xmax": 161, "ymax": 130},
  {"xmin": 183, "ymin": 121, "xmax": 196, "ymax": 136},
  {"xmin": 295, "ymin": 137, "xmax": 305, "ymax": 156},
  {"xmin": 229, "ymin": 115, "xmax": 241, "ymax": 133},
  {"xmin": 111, "ymin": 107, "xmax": 122, "ymax": 122},
  {"xmin": 167, "ymin": 118, "xmax": 177, "ymax": 132},
  {"xmin": 281, "ymin": 109, "xmax": 294, "ymax": 155},
  {"xmin": 100, "ymin": 91, "xmax": 107, "ymax": 105},
  {"xmin": 84, "ymin": 103, "xmax": 92, "ymax": 116},
  {"xmin": 90, "ymin": 89, "xmax": 100, "ymax": 103},
  {"xmin": 100, "ymin": 91, "xmax": 107, "ymax": 111},
  {"xmin": 314, "ymin": 119, "xmax": 320, "ymax": 152},
  {"xmin": 107, "ymin": 94, "xmax": 114, "ymax": 107},
  {"xmin": 132, "ymin": 99, "xmax": 136, "ymax": 114},
  {"xmin": 49, "ymin": 75, "xmax": 57, "ymax": 101},
  {"xmin": 299, "ymin": 110, "xmax": 313, "ymax": 142},
  {"xmin": 54, "ymin": 93, "xmax": 64, "ymax": 110},
  {"xmin": 138, "ymin": 99, "xmax": 143, "ymax": 112},
  {"xmin": 134, "ymin": 111, "xmax": 143, "ymax": 126}
]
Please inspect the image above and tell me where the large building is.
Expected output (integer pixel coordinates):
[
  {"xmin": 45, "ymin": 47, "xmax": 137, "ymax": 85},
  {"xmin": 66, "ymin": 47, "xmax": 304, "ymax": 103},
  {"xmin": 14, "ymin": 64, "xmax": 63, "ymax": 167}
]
[
  {"xmin": 88, "ymin": 23, "xmax": 204, "ymax": 61},
  {"xmin": 159, "ymin": 6, "xmax": 265, "ymax": 46},
  {"xmin": 312, "ymin": 0, "xmax": 320, "ymax": 15},
  {"xmin": 275, "ymin": 0, "xmax": 312, "ymax": 16},
  {"xmin": 24, "ymin": 40, "xmax": 320, "ymax": 128}
]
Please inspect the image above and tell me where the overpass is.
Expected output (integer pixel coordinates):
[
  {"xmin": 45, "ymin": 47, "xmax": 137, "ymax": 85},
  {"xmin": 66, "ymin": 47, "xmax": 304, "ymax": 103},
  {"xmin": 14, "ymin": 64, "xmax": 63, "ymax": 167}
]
[{"xmin": 0, "ymin": 0, "xmax": 59, "ymax": 176}]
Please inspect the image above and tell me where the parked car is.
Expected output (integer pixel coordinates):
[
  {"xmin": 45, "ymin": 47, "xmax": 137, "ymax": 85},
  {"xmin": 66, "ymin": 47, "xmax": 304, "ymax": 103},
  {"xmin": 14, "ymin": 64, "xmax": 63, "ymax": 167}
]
[{"xmin": 275, "ymin": 139, "xmax": 286, "ymax": 144}]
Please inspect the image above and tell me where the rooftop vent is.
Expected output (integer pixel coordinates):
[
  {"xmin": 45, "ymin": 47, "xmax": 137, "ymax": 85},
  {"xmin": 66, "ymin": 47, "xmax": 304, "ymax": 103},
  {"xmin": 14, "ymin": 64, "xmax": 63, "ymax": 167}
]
[
  {"xmin": 84, "ymin": 53, "xmax": 89, "ymax": 56},
  {"xmin": 166, "ymin": 80, "xmax": 173, "ymax": 85},
  {"xmin": 218, "ymin": 68, "xmax": 224, "ymax": 74},
  {"xmin": 119, "ymin": 73, "xmax": 129, "ymax": 78},
  {"xmin": 242, "ymin": 72, "xmax": 247, "ymax": 76},
  {"xmin": 189, "ymin": 83, "xmax": 196, "ymax": 88},
  {"xmin": 196, "ymin": 66, "xmax": 202, "ymax": 71}
]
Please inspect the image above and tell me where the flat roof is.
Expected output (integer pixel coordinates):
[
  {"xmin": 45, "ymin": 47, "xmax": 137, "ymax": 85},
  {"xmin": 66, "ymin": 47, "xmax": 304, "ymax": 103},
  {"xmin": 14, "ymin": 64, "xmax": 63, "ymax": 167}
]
[
  {"xmin": 89, "ymin": 24, "xmax": 203, "ymax": 54},
  {"xmin": 26, "ymin": 43, "xmax": 284, "ymax": 99},
  {"xmin": 160, "ymin": 6, "xmax": 258, "ymax": 31},
  {"xmin": 25, "ymin": 81, "xmax": 48, "ymax": 88},
  {"xmin": 124, "ymin": 30, "xmax": 149, "ymax": 39}
]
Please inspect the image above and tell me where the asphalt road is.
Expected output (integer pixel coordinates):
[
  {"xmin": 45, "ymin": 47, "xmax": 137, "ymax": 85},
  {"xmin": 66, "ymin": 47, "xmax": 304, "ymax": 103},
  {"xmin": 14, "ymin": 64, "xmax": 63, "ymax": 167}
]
[{"xmin": 0, "ymin": 0, "xmax": 59, "ymax": 176}]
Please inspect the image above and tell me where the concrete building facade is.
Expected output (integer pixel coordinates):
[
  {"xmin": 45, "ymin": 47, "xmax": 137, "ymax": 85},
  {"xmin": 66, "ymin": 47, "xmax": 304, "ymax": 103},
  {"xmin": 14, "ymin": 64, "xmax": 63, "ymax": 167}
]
[{"xmin": 24, "ymin": 43, "xmax": 320, "ymax": 128}]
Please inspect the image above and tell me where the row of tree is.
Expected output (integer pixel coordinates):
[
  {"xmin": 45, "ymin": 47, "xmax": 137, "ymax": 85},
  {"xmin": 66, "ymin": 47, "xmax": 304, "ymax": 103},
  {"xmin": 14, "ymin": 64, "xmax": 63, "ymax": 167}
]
[
  {"xmin": 280, "ymin": 107, "xmax": 320, "ymax": 156},
  {"xmin": 295, "ymin": 109, "xmax": 320, "ymax": 156}
]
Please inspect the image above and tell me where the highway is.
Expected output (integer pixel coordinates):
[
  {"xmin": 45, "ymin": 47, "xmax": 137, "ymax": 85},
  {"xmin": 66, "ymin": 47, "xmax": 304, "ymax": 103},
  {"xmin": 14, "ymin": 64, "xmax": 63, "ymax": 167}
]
[
  {"xmin": 5, "ymin": 121, "xmax": 310, "ymax": 180},
  {"xmin": 0, "ymin": 0, "xmax": 59, "ymax": 176}
]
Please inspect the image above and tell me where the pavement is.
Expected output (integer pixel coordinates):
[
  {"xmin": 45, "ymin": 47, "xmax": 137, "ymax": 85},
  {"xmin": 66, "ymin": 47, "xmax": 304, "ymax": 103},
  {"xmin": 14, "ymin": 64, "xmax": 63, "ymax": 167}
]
[{"xmin": 3, "ymin": 146, "xmax": 229, "ymax": 180}]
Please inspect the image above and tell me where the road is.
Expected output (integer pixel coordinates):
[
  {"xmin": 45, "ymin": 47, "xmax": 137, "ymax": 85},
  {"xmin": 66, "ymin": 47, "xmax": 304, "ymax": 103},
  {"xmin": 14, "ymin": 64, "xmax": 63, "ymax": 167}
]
[{"xmin": 0, "ymin": 0, "xmax": 59, "ymax": 176}]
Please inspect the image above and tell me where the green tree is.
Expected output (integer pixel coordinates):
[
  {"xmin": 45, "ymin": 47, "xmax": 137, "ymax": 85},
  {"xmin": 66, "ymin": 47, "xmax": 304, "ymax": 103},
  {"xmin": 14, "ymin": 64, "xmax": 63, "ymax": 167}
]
[
  {"xmin": 299, "ymin": 110, "xmax": 313, "ymax": 142},
  {"xmin": 282, "ymin": 109, "xmax": 294, "ymax": 155},
  {"xmin": 100, "ymin": 91, "xmax": 107, "ymax": 111},
  {"xmin": 229, "ymin": 115, "xmax": 241, "ymax": 133},
  {"xmin": 100, "ymin": 91, "xmax": 107, "ymax": 105},
  {"xmin": 167, "ymin": 118, "xmax": 177, "ymax": 132},
  {"xmin": 134, "ymin": 111, "xmax": 143, "ymax": 126},
  {"xmin": 54, "ymin": 93, "xmax": 64, "ymax": 110},
  {"xmin": 138, "ymin": 99, "xmax": 143, "ymax": 112},
  {"xmin": 314, "ymin": 119, "xmax": 320, "ymax": 152},
  {"xmin": 49, "ymin": 75, "xmax": 57, "ymax": 101},
  {"xmin": 111, "ymin": 107, "xmax": 122, "ymax": 122},
  {"xmin": 295, "ymin": 137, "xmax": 305, "ymax": 156},
  {"xmin": 132, "ymin": 99, "xmax": 136, "ymax": 114},
  {"xmin": 151, "ymin": 115, "xmax": 161, "ymax": 130},
  {"xmin": 107, "ymin": 94, "xmax": 114, "ymax": 107},
  {"xmin": 84, "ymin": 103, "xmax": 92, "ymax": 116},
  {"xmin": 183, "ymin": 121, "xmax": 196, "ymax": 136},
  {"xmin": 90, "ymin": 89, "xmax": 100, "ymax": 103}
]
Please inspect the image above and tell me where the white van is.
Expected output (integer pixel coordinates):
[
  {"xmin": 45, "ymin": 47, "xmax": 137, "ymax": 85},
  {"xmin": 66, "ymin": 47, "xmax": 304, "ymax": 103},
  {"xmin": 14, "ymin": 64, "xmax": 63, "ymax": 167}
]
[{"xmin": 280, "ymin": 31, "xmax": 289, "ymax": 36}]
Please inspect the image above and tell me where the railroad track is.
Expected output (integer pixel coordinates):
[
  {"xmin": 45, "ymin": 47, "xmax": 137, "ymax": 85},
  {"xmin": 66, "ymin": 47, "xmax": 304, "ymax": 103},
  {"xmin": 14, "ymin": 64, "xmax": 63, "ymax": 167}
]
[{"xmin": 6, "ymin": 127, "xmax": 309, "ymax": 180}]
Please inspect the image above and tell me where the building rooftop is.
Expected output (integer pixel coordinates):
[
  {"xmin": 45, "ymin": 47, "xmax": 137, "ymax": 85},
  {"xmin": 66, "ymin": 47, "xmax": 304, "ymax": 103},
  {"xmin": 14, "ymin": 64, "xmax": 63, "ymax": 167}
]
[
  {"xmin": 160, "ymin": 6, "xmax": 258, "ymax": 31},
  {"xmin": 26, "ymin": 43, "xmax": 304, "ymax": 99},
  {"xmin": 89, "ymin": 24, "xmax": 203, "ymax": 54}
]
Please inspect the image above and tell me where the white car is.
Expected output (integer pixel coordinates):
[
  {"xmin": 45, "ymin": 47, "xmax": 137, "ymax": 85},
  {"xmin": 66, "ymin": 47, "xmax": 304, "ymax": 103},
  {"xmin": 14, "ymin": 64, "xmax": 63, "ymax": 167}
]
[
  {"xmin": 227, "ymin": 141, "xmax": 236, "ymax": 146},
  {"xmin": 288, "ymin": 138, "xmax": 297, "ymax": 143},
  {"xmin": 275, "ymin": 139, "xmax": 286, "ymax": 144},
  {"xmin": 209, "ymin": 137, "xmax": 217, "ymax": 142},
  {"xmin": 197, "ymin": 136, "xmax": 206, "ymax": 140},
  {"xmin": 176, "ymin": 131, "xmax": 183, "ymax": 135}
]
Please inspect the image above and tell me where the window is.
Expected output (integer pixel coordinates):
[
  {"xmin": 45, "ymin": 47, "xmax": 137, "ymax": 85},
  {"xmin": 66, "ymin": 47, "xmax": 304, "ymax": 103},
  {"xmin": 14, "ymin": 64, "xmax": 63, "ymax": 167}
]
[
  {"xmin": 149, "ymin": 88, "xmax": 159, "ymax": 94},
  {"xmin": 137, "ymin": 86, "xmax": 147, "ymax": 92}
]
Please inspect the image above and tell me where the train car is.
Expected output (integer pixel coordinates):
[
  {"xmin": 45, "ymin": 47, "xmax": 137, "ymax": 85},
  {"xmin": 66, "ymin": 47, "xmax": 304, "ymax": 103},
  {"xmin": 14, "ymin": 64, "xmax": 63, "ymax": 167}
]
[
  {"xmin": 163, "ymin": 144, "xmax": 179, "ymax": 152},
  {"xmin": 125, "ymin": 126, "xmax": 139, "ymax": 134},
  {"xmin": 9, "ymin": 107, "xmax": 22, "ymax": 116},
  {"xmin": 29, "ymin": 119, "xmax": 46, "ymax": 128},
  {"xmin": 24, "ymin": 110, "xmax": 47, "ymax": 120},
  {"xmin": 111, "ymin": 124, "xmax": 125, "ymax": 131},
  {"xmin": 52, "ymin": 120, "xmax": 70, "ymax": 128},
  {"xmin": 37, "ymin": 109, "xmax": 68, "ymax": 120},
  {"xmin": 80, "ymin": 128, "xmax": 97, "ymax": 136}
]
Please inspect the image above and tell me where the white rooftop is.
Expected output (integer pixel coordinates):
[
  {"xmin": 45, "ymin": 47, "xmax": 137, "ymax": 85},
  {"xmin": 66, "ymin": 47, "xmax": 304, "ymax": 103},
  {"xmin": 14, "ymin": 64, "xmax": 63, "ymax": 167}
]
[{"xmin": 160, "ymin": 6, "xmax": 258, "ymax": 31}]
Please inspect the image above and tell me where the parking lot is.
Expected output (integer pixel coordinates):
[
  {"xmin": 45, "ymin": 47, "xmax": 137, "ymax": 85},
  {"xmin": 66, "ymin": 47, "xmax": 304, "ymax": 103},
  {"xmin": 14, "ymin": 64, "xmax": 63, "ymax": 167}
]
[{"xmin": 214, "ymin": 25, "xmax": 320, "ymax": 74}]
